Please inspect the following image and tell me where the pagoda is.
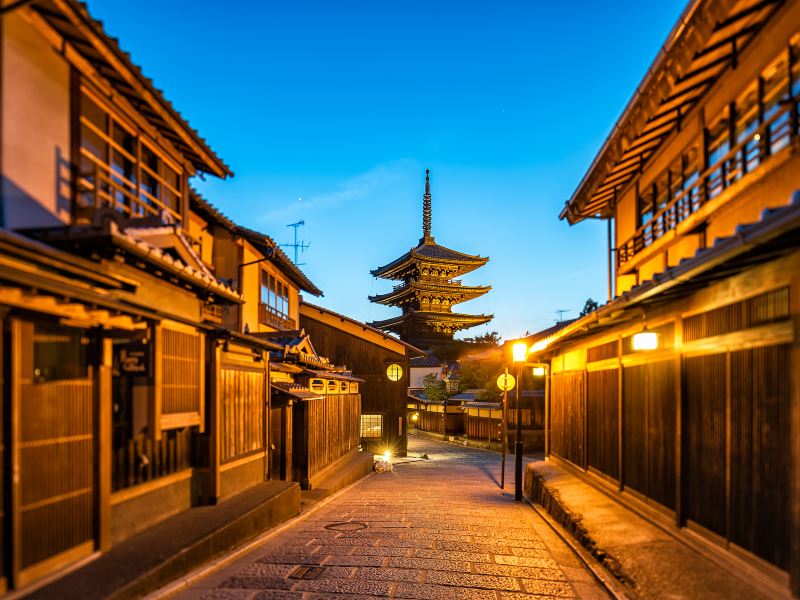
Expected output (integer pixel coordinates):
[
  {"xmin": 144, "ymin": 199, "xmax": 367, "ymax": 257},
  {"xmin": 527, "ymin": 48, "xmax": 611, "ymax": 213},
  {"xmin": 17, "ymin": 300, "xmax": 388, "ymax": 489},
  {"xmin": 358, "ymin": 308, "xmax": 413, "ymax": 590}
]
[{"xmin": 368, "ymin": 170, "xmax": 492, "ymax": 347}]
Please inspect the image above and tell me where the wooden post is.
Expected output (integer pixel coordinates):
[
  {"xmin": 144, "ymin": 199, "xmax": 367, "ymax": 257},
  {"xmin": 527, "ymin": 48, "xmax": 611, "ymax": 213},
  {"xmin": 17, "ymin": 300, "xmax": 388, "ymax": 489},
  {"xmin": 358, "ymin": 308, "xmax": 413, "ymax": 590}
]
[
  {"xmin": 148, "ymin": 325, "xmax": 162, "ymax": 442},
  {"xmin": 95, "ymin": 336, "xmax": 112, "ymax": 551},
  {"xmin": 263, "ymin": 351, "xmax": 270, "ymax": 482},
  {"xmin": 501, "ymin": 367, "xmax": 508, "ymax": 488},
  {"xmin": 725, "ymin": 351, "xmax": 732, "ymax": 543},
  {"xmin": 674, "ymin": 317, "xmax": 684, "ymax": 527},
  {"xmin": 544, "ymin": 364, "xmax": 550, "ymax": 459},
  {"xmin": 617, "ymin": 336, "xmax": 624, "ymax": 492},
  {"xmin": 208, "ymin": 341, "xmax": 222, "ymax": 502},
  {"xmin": 10, "ymin": 319, "xmax": 23, "ymax": 585},
  {"xmin": 789, "ymin": 275, "xmax": 800, "ymax": 596}
]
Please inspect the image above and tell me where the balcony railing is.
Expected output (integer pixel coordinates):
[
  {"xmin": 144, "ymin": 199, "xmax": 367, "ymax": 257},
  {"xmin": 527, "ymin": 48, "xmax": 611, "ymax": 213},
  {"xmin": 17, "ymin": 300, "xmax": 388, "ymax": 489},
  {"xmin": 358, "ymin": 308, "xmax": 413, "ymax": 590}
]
[
  {"xmin": 617, "ymin": 97, "xmax": 798, "ymax": 269},
  {"xmin": 258, "ymin": 302, "xmax": 296, "ymax": 330},
  {"xmin": 76, "ymin": 149, "xmax": 182, "ymax": 224}
]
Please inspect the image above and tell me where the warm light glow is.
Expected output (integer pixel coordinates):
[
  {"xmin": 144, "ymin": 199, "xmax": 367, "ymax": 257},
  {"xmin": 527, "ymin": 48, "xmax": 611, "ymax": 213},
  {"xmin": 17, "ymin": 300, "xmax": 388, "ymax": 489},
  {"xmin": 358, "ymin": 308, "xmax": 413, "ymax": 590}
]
[
  {"xmin": 512, "ymin": 342, "xmax": 528, "ymax": 363},
  {"xmin": 632, "ymin": 331, "xmax": 658, "ymax": 351},
  {"xmin": 382, "ymin": 450, "xmax": 392, "ymax": 462},
  {"xmin": 531, "ymin": 339, "xmax": 549, "ymax": 353},
  {"xmin": 532, "ymin": 366, "xmax": 546, "ymax": 377},
  {"xmin": 411, "ymin": 413, "xmax": 419, "ymax": 422},
  {"xmin": 496, "ymin": 373, "xmax": 516, "ymax": 391},
  {"xmin": 386, "ymin": 363, "xmax": 403, "ymax": 381},
  {"xmin": 753, "ymin": 133, "xmax": 761, "ymax": 141}
]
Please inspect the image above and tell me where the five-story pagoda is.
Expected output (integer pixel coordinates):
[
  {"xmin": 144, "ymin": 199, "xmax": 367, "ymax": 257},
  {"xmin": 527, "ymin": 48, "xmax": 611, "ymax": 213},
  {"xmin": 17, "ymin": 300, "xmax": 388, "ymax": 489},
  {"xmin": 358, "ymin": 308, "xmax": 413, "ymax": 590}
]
[{"xmin": 368, "ymin": 170, "xmax": 492, "ymax": 347}]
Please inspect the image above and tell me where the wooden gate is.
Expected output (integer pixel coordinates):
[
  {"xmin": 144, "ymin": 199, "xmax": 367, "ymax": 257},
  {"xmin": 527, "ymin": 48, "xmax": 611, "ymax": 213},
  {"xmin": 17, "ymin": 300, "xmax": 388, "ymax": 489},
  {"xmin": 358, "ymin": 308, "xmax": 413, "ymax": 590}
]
[{"xmin": 12, "ymin": 319, "xmax": 95, "ymax": 586}]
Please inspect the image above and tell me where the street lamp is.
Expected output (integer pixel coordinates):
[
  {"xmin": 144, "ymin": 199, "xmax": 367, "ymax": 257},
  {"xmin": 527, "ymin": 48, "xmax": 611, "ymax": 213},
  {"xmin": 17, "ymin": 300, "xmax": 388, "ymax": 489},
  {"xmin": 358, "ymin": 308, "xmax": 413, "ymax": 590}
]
[{"xmin": 512, "ymin": 342, "xmax": 527, "ymax": 501}]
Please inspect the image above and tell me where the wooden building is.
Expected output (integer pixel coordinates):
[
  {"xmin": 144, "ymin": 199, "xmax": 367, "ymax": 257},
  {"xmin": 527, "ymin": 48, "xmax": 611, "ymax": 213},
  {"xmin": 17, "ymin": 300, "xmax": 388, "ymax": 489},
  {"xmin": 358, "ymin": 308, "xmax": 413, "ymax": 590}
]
[
  {"xmin": 538, "ymin": 1, "xmax": 800, "ymax": 596},
  {"xmin": 0, "ymin": 1, "xmax": 340, "ymax": 591},
  {"xmin": 368, "ymin": 170, "xmax": 492, "ymax": 348},
  {"xmin": 300, "ymin": 302, "xmax": 422, "ymax": 457}
]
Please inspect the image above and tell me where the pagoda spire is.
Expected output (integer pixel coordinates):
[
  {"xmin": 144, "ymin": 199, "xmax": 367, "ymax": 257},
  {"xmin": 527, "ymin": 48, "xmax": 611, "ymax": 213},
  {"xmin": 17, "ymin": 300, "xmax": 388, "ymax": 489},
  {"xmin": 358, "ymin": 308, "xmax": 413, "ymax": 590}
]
[{"xmin": 422, "ymin": 169, "xmax": 432, "ymax": 241}]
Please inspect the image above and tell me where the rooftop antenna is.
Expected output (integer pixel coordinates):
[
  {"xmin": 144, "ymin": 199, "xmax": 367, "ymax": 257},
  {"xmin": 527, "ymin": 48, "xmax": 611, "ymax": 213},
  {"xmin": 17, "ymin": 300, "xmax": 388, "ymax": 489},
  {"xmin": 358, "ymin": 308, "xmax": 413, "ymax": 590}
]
[
  {"xmin": 554, "ymin": 308, "xmax": 570, "ymax": 323},
  {"xmin": 280, "ymin": 219, "xmax": 310, "ymax": 265}
]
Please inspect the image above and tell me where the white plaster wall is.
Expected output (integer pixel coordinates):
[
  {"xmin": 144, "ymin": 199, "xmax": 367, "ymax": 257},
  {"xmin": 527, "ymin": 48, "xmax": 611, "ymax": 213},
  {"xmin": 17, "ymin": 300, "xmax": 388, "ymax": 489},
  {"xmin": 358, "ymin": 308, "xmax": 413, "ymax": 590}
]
[
  {"xmin": 2, "ymin": 13, "xmax": 71, "ymax": 228},
  {"xmin": 410, "ymin": 366, "xmax": 442, "ymax": 389}
]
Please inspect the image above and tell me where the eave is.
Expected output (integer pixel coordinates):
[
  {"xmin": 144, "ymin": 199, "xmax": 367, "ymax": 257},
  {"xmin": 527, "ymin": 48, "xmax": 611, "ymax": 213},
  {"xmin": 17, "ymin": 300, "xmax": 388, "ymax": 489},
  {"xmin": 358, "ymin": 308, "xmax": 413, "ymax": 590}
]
[
  {"xmin": 371, "ymin": 238, "xmax": 488, "ymax": 280},
  {"xmin": 562, "ymin": 0, "xmax": 784, "ymax": 224},
  {"xmin": 368, "ymin": 310, "xmax": 494, "ymax": 331},
  {"xmin": 368, "ymin": 281, "xmax": 492, "ymax": 306}
]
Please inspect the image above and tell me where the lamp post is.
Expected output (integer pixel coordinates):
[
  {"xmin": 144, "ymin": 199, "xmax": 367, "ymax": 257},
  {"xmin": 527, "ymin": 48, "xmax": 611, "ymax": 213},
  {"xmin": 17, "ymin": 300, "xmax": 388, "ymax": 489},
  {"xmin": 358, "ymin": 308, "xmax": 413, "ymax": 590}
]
[{"xmin": 512, "ymin": 342, "xmax": 527, "ymax": 501}]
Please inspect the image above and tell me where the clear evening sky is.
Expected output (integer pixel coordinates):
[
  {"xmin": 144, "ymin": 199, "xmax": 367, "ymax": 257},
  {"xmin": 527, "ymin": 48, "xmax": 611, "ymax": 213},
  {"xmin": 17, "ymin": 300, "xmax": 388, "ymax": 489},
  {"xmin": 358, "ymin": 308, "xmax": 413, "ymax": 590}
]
[{"xmin": 88, "ymin": 0, "xmax": 685, "ymax": 341}]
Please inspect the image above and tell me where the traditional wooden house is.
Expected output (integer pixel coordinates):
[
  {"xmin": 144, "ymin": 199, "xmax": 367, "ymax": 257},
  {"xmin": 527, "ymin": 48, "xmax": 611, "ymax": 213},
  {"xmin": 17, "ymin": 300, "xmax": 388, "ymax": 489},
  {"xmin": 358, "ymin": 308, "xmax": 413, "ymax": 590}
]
[
  {"xmin": 537, "ymin": 0, "xmax": 800, "ymax": 595},
  {"xmin": 300, "ymin": 301, "xmax": 422, "ymax": 457},
  {"xmin": 368, "ymin": 170, "xmax": 492, "ymax": 348}
]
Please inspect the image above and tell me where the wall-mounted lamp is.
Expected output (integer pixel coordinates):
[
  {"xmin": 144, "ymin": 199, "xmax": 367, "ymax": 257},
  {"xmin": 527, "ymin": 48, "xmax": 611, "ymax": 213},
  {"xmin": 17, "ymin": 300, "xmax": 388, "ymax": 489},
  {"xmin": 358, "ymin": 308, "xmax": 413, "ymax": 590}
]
[{"xmin": 532, "ymin": 366, "xmax": 546, "ymax": 377}]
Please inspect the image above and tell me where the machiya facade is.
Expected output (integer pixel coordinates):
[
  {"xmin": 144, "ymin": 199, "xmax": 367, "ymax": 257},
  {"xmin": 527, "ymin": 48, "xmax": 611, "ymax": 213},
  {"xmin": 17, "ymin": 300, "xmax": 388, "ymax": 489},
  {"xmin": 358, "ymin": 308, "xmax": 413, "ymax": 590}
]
[
  {"xmin": 0, "ymin": 1, "xmax": 363, "ymax": 591},
  {"xmin": 369, "ymin": 170, "xmax": 492, "ymax": 348},
  {"xmin": 533, "ymin": 0, "xmax": 800, "ymax": 597}
]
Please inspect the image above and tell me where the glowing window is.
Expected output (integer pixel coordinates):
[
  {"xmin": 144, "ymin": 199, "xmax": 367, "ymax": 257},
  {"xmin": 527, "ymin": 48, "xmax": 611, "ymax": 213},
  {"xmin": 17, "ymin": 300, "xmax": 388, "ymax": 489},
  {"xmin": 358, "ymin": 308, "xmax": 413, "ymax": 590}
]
[
  {"xmin": 386, "ymin": 364, "xmax": 403, "ymax": 381},
  {"xmin": 360, "ymin": 414, "xmax": 383, "ymax": 439}
]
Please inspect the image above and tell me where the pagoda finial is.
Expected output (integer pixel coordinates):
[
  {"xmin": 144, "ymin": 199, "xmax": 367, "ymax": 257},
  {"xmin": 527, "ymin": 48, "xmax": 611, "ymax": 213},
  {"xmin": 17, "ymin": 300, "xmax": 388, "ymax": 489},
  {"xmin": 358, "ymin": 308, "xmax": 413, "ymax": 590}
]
[{"xmin": 423, "ymin": 169, "xmax": 432, "ymax": 240}]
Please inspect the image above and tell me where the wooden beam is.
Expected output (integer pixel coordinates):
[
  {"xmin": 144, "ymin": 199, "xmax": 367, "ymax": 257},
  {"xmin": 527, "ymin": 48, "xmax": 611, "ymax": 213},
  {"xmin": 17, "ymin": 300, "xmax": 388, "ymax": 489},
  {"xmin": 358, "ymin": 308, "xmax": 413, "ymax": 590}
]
[
  {"xmin": 209, "ymin": 341, "xmax": 222, "ymax": 501},
  {"xmin": 95, "ymin": 336, "xmax": 112, "ymax": 551}
]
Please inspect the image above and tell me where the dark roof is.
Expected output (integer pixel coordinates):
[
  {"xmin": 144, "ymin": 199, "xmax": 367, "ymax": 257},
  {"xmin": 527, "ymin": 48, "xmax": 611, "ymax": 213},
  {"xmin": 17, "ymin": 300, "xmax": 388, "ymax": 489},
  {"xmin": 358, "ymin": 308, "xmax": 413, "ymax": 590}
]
[
  {"xmin": 33, "ymin": 1, "xmax": 231, "ymax": 178},
  {"xmin": 562, "ymin": 0, "xmax": 783, "ymax": 224},
  {"xmin": 189, "ymin": 192, "xmax": 323, "ymax": 297},
  {"xmin": 300, "ymin": 301, "xmax": 425, "ymax": 356},
  {"xmin": 371, "ymin": 238, "xmax": 488, "ymax": 279},
  {"xmin": 369, "ymin": 310, "xmax": 493, "ymax": 331},
  {"xmin": 410, "ymin": 354, "xmax": 442, "ymax": 368},
  {"xmin": 538, "ymin": 192, "xmax": 800, "ymax": 354},
  {"xmin": 369, "ymin": 280, "xmax": 491, "ymax": 306}
]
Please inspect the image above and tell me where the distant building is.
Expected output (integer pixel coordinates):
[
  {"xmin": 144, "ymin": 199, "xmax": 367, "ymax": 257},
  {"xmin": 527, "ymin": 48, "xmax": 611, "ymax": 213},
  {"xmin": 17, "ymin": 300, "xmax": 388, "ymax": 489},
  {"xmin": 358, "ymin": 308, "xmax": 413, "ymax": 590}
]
[
  {"xmin": 536, "ymin": 0, "xmax": 800, "ymax": 596},
  {"xmin": 368, "ymin": 170, "xmax": 492, "ymax": 348}
]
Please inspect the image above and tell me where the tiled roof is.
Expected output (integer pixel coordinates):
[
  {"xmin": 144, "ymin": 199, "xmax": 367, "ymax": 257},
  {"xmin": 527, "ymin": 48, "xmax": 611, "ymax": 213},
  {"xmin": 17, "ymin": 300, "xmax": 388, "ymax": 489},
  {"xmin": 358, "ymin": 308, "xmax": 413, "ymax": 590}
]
[
  {"xmin": 271, "ymin": 382, "xmax": 323, "ymax": 401},
  {"xmin": 410, "ymin": 354, "xmax": 442, "ymax": 368},
  {"xmin": 34, "ymin": 1, "xmax": 232, "ymax": 178},
  {"xmin": 536, "ymin": 191, "xmax": 800, "ymax": 355},
  {"xmin": 371, "ymin": 238, "xmax": 488, "ymax": 279}
]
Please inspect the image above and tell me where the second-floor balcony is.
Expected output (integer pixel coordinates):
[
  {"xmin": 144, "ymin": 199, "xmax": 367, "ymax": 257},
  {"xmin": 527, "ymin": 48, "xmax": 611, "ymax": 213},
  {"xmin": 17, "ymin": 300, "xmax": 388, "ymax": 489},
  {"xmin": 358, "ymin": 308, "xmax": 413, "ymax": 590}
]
[
  {"xmin": 617, "ymin": 96, "xmax": 798, "ymax": 269},
  {"xmin": 259, "ymin": 302, "xmax": 296, "ymax": 331}
]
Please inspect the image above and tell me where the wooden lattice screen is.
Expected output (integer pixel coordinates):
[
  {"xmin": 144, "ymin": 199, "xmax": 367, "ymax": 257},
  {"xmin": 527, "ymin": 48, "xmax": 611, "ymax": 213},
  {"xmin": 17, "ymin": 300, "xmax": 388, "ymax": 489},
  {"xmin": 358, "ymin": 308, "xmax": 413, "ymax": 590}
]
[
  {"xmin": 159, "ymin": 325, "xmax": 204, "ymax": 430},
  {"xmin": 220, "ymin": 366, "xmax": 266, "ymax": 462}
]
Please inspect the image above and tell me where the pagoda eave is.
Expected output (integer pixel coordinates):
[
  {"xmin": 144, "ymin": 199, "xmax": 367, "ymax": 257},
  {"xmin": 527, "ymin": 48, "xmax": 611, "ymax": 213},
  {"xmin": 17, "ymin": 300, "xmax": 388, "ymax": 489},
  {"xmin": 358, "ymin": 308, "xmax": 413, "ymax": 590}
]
[{"xmin": 368, "ymin": 283, "xmax": 492, "ymax": 306}]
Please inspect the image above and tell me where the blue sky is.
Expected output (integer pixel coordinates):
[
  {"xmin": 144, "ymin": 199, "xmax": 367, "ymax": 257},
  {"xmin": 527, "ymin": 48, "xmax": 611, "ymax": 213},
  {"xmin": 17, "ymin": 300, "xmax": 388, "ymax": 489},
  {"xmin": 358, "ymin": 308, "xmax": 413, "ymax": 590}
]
[{"xmin": 89, "ymin": 0, "xmax": 685, "ymax": 340}]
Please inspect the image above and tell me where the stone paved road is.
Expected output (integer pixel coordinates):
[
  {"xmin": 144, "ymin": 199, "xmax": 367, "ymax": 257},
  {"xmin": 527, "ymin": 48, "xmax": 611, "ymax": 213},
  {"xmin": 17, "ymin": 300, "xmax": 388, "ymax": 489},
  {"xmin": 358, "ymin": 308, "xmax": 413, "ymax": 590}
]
[{"xmin": 174, "ymin": 437, "xmax": 608, "ymax": 599}]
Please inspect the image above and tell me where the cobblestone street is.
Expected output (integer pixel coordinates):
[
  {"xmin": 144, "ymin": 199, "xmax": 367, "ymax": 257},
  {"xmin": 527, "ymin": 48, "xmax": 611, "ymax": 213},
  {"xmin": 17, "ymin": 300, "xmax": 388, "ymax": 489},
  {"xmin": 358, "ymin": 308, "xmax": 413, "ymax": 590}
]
[{"xmin": 175, "ymin": 437, "xmax": 607, "ymax": 599}]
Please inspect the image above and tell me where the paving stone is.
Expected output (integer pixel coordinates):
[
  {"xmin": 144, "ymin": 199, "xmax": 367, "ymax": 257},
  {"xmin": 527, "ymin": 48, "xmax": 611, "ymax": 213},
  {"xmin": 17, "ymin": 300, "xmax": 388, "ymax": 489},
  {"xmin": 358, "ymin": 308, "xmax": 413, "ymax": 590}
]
[
  {"xmin": 355, "ymin": 566, "xmax": 421, "ymax": 582},
  {"xmin": 394, "ymin": 582, "xmax": 499, "ymax": 599},
  {"xmin": 424, "ymin": 570, "xmax": 521, "ymax": 591},
  {"xmin": 386, "ymin": 557, "xmax": 471, "ymax": 572},
  {"xmin": 520, "ymin": 578, "xmax": 577, "ymax": 597},
  {"xmin": 200, "ymin": 591, "xmax": 256, "ymax": 600},
  {"xmin": 474, "ymin": 562, "xmax": 567, "ymax": 580},
  {"xmin": 291, "ymin": 578, "xmax": 392, "ymax": 595},
  {"xmin": 219, "ymin": 575, "xmax": 294, "ymax": 590}
]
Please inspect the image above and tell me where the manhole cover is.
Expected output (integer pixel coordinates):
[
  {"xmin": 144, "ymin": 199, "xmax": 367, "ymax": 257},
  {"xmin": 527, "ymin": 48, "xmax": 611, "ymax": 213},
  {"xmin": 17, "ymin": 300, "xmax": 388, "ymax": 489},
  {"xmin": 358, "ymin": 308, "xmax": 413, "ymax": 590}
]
[
  {"xmin": 323, "ymin": 521, "xmax": 368, "ymax": 532},
  {"xmin": 289, "ymin": 566, "xmax": 326, "ymax": 580}
]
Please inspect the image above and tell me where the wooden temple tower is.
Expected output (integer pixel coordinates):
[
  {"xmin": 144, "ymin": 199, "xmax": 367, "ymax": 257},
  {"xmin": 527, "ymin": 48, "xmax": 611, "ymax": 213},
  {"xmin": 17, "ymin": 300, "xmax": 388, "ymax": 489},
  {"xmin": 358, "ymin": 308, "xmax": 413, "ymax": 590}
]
[{"xmin": 369, "ymin": 170, "xmax": 492, "ymax": 348}]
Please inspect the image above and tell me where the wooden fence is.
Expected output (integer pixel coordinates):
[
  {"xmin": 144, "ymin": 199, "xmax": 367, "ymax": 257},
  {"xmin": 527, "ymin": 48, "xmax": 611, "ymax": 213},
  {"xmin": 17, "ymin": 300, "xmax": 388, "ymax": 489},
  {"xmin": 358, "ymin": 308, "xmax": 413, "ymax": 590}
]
[{"xmin": 112, "ymin": 428, "xmax": 192, "ymax": 492}]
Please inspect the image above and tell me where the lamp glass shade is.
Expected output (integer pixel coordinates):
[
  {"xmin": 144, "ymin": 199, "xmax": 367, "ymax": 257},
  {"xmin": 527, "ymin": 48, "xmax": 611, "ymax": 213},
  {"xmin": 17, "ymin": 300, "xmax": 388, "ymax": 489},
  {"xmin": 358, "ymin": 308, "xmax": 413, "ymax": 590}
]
[
  {"xmin": 532, "ymin": 366, "xmax": 546, "ymax": 377},
  {"xmin": 632, "ymin": 331, "xmax": 658, "ymax": 351},
  {"xmin": 386, "ymin": 364, "xmax": 403, "ymax": 381},
  {"xmin": 512, "ymin": 342, "xmax": 528, "ymax": 363}
]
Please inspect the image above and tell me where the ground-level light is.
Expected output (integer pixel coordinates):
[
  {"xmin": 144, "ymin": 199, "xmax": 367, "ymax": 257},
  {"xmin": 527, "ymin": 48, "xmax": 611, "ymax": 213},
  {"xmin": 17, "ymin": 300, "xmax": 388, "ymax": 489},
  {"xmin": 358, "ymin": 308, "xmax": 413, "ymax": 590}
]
[
  {"xmin": 632, "ymin": 330, "xmax": 658, "ymax": 351},
  {"xmin": 382, "ymin": 450, "xmax": 392, "ymax": 462}
]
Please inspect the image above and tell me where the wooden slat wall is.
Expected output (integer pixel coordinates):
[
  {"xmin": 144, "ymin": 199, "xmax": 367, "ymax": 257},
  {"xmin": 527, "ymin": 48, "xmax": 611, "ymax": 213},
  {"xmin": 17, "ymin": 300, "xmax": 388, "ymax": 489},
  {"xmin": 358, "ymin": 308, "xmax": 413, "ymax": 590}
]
[
  {"xmin": 465, "ymin": 415, "xmax": 501, "ymax": 442},
  {"xmin": 587, "ymin": 369, "xmax": 619, "ymax": 480},
  {"xmin": 220, "ymin": 366, "xmax": 265, "ymax": 462},
  {"xmin": 17, "ymin": 321, "xmax": 94, "ymax": 573},
  {"xmin": 551, "ymin": 371, "xmax": 586, "ymax": 469},
  {"xmin": 417, "ymin": 409, "xmax": 444, "ymax": 435},
  {"xmin": 305, "ymin": 393, "xmax": 361, "ymax": 480},
  {"xmin": 623, "ymin": 364, "xmax": 647, "ymax": 494},
  {"xmin": 161, "ymin": 328, "xmax": 201, "ymax": 416},
  {"xmin": 111, "ymin": 428, "xmax": 192, "ymax": 492},
  {"xmin": 683, "ymin": 353, "xmax": 727, "ymax": 536},
  {"xmin": 730, "ymin": 344, "xmax": 790, "ymax": 569}
]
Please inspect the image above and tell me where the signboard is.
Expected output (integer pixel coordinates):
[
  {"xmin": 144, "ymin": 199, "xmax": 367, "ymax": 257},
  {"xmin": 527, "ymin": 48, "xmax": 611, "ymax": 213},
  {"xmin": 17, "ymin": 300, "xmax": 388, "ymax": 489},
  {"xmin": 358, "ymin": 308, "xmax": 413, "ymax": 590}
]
[
  {"xmin": 496, "ymin": 373, "xmax": 515, "ymax": 391},
  {"xmin": 118, "ymin": 345, "xmax": 148, "ymax": 374}
]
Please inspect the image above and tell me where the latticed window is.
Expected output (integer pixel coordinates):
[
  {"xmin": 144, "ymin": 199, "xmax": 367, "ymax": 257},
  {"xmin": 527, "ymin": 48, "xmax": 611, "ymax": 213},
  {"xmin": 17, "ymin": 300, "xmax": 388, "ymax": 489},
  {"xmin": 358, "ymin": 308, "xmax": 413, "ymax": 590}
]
[
  {"xmin": 360, "ymin": 414, "xmax": 383, "ymax": 439},
  {"xmin": 160, "ymin": 325, "xmax": 203, "ymax": 427}
]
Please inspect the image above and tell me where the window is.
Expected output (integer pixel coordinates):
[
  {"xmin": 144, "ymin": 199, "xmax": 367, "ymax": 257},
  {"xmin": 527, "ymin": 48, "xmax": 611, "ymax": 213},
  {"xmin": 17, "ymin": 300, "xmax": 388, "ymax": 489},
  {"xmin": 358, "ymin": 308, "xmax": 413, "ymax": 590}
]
[
  {"xmin": 705, "ymin": 113, "xmax": 730, "ymax": 199},
  {"xmin": 78, "ymin": 87, "xmax": 183, "ymax": 222},
  {"xmin": 735, "ymin": 86, "xmax": 759, "ymax": 175},
  {"xmin": 260, "ymin": 271, "xmax": 290, "ymax": 321},
  {"xmin": 360, "ymin": 414, "xmax": 383, "ymax": 439},
  {"xmin": 762, "ymin": 51, "xmax": 791, "ymax": 155}
]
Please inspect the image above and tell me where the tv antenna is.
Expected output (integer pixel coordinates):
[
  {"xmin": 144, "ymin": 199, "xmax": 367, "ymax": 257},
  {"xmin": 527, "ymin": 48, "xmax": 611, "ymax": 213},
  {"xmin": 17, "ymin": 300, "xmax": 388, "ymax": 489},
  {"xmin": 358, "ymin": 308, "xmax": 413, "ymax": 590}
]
[
  {"xmin": 280, "ymin": 220, "xmax": 310, "ymax": 265},
  {"xmin": 554, "ymin": 308, "xmax": 571, "ymax": 323}
]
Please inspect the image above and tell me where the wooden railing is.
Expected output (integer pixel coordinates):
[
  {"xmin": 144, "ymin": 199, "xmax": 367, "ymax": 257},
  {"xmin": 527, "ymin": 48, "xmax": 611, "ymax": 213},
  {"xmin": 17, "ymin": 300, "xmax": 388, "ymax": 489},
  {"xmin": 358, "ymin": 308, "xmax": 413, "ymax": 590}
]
[
  {"xmin": 258, "ymin": 302, "xmax": 296, "ymax": 330},
  {"xmin": 76, "ymin": 148, "xmax": 182, "ymax": 223},
  {"xmin": 112, "ymin": 428, "xmax": 192, "ymax": 492},
  {"xmin": 201, "ymin": 303, "xmax": 223, "ymax": 324},
  {"xmin": 617, "ymin": 97, "xmax": 798, "ymax": 268}
]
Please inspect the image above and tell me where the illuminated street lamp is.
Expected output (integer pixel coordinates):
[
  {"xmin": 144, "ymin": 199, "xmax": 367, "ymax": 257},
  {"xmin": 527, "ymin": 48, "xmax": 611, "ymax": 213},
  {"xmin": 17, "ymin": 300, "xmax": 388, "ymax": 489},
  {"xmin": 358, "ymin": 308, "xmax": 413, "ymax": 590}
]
[{"xmin": 512, "ymin": 341, "xmax": 527, "ymax": 501}]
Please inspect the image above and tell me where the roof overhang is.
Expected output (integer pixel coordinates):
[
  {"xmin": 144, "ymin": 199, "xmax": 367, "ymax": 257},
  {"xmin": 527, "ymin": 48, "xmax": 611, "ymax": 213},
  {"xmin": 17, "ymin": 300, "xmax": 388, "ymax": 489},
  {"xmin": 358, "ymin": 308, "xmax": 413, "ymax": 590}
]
[{"xmin": 562, "ymin": 0, "xmax": 785, "ymax": 224}]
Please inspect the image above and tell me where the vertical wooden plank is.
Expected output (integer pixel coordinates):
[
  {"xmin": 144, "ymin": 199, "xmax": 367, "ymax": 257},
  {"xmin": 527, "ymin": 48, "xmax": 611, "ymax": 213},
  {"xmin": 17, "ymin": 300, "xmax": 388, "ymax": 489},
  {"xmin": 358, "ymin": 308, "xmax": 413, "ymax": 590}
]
[
  {"xmin": 675, "ymin": 316, "xmax": 683, "ymax": 526},
  {"xmin": 617, "ymin": 336, "xmax": 624, "ymax": 492},
  {"xmin": 198, "ymin": 334, "xmax": 206, "ymax": 434},
  {"xmin": 149, "ymin": 325, "xmax": 162, "ymax": 442},
  {"xmin": 544, "ymin": 364, "xmax": 550, "ymax": 459},
  {"xmin": 790, "ymin": 275, "xmax": 800, "ymax": 596},
  {"xmin": 725, "ymin": 351, "xmax": 732, "ymax": 545},
  {"xmin": 95, "ymin": 337, "xmax": 112, "ymax": 551},
  {"xmin": 10, "ymin": 319, "xmax": 22, "ymax": 586},
  {"xmin": 209, "ymin": 342, "xmax": 222, "ymax": 502}
]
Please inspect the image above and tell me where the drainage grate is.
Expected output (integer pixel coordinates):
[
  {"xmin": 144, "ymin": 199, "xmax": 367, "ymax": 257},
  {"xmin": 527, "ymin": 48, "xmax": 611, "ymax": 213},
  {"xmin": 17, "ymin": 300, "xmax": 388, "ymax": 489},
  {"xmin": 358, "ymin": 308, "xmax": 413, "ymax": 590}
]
[
  {"xmin": 289, "ymin": 566, "xmax": 326, "ymax": 580},
  {"xmin": 324, "ymin": 521, "xmax": 368, "ymax": 532}
]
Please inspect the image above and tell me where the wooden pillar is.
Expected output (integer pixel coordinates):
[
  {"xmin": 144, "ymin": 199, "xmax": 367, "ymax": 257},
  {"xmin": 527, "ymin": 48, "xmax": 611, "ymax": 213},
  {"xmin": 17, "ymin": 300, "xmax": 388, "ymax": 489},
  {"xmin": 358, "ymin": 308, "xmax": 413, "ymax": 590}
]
[
  {"xmin": 148, "ymin": 325, "xmax": 162, "ymax": 442},
  {"xmin": 789, "ymin": 275, "xmax": 800, "ymax": 596},
  {"xmin": 208, "ymin": 341, "xmax": 222, "ymax": 502},
  {"xmin": 544, "ymin": 364, "xmax": 550, "ymax": 459},
  {"xmin": 10, "ymin": 319, "xmax": 23, "ymax": 584},
  {"xmin": 95, "ymin": 336, "xmax": 112, "ymax": 551},
  {"xmin": 263, "ymin": 352, "xmax": 269, "ymax": 482},
  {"xmin": 674, "ymin": 317, "xmax": 684, "ymax": 527},
  {"xmin": 617, "ymin": 336, "xmax": 624, "ymax": 492}
]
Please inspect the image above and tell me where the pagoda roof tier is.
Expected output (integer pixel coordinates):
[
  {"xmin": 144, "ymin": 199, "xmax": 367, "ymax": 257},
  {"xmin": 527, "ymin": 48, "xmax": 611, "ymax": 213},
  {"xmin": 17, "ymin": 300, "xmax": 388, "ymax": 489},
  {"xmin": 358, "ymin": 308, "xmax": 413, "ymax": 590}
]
[
  {"xmin": 368, "ymin": 280, "xmax": 491, "ymax": 306},
  {"xmin": 371, "ymin": 237, "xmax": 488, "ymax": 280},
  {"xmin": 368, "ymin": 310, "xmax": 493, "ymax": 333}
]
